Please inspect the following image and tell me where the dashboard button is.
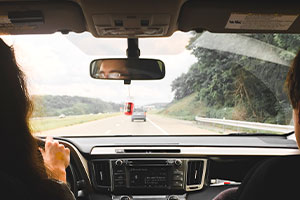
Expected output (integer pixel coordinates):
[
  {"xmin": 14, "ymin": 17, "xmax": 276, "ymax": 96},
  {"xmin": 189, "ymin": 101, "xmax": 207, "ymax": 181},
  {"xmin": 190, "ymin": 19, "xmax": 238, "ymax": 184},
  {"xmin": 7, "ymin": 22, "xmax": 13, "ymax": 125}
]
[
  {"xmin": 115, "ymin": 180, "xmax": 125, "ymax": 186},
  {"xmin": 173, "ymin": 181, "xmax": 183, "ymax": 187},
  {"xmin": 114, "ymin": 172, "xmax": 125, "ymax": 175},
  {"xmin": 173, "ymin": 170, "xmax": 183, "ymax": 175},
  {"xmin": 115, "ymin": 169, "xmax": 125, "ymax": 173},
  {"xmin": 114, "ymin": 174, "xmax": 125, "ymax": 179},
  {"xmin": 173, "ymin": 175, "xmax": 183, "ymax": 181}
]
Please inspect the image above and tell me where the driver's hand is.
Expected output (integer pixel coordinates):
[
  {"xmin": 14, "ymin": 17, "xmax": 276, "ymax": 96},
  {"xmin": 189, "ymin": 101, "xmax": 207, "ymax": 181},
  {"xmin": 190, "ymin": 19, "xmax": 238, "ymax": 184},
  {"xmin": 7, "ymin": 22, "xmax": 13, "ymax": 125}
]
[{"xmin": 39, "ymin": 136, "xmax": 70, "ymax": 183}]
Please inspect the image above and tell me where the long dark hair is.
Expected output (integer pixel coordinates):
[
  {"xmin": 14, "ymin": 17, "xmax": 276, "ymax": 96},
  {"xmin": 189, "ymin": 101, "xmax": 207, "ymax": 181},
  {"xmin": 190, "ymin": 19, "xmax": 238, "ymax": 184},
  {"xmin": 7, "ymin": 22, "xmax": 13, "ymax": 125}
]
[{"xmin": 0, "ymin": 38, "xmax": 47, "ymax": 183}]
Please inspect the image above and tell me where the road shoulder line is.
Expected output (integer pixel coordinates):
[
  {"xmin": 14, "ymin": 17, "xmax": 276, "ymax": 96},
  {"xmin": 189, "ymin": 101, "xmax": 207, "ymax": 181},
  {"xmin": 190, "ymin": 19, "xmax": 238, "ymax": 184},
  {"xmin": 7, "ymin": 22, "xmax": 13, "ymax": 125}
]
[{"xmin": 147, "ymin": 117, "xmax": 169, "ymax": 135}]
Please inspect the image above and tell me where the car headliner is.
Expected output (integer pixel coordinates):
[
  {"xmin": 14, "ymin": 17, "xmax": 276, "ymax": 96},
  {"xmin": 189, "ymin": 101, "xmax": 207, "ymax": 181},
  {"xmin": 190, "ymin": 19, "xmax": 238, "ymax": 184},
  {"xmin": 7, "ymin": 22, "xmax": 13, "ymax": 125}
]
[{"xmin": 0, "ymin": 0, "xmax": 299, "ymax": 38}]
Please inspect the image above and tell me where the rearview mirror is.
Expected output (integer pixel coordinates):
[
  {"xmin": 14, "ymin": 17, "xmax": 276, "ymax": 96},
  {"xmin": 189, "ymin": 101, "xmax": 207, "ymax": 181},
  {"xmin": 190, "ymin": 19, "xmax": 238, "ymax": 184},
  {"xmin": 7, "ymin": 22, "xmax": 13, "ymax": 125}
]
[{"xmin": 90, "ymin": 58, "xmax": 165, "ymax": 80}]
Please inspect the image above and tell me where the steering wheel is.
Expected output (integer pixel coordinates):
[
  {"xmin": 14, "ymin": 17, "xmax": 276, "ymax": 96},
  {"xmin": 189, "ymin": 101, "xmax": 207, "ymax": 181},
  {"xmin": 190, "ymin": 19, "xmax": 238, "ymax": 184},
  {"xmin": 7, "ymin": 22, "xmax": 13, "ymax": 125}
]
[
  {"xmin": 67, "ymin": 158, "xmax": 80, "ymax": 198},
  {"xmin": 36, "ymin": 137, "xmax": 79, "ymax": 198}
]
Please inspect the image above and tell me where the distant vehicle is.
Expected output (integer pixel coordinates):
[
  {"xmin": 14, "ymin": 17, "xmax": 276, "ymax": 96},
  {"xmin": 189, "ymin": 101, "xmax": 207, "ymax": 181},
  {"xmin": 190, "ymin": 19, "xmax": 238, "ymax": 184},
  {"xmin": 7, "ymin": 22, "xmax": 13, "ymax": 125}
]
[
  {"xmin": 131, "ymin": 108, "xmax": 146, "ymax": 122},
  {"xmin": 58, "ymin": 114, "xmax": 65, "ymax": 119}
]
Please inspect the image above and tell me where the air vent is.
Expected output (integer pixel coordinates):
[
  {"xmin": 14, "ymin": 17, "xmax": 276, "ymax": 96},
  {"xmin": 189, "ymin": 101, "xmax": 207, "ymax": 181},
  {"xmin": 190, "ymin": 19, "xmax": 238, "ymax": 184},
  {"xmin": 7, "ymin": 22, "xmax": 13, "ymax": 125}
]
[
  {"xmin": 122, "ymin": 149, "xmax": 180, "ymax": 153},
  {"xmin": 93, "ymin": 160, "xmax": 111, "ymax": 187},
  {"xmin": 187, "ymin": 160, "xmax": 204, "ymax": 186}
]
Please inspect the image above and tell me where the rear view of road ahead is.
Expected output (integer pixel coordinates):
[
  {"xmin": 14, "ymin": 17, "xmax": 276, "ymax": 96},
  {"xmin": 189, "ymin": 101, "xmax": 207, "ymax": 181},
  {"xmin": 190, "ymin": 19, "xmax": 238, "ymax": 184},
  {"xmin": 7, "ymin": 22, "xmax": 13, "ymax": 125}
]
[{"xmin": 37, "ymin": 114, "xmax": 216, "ymax": 136}]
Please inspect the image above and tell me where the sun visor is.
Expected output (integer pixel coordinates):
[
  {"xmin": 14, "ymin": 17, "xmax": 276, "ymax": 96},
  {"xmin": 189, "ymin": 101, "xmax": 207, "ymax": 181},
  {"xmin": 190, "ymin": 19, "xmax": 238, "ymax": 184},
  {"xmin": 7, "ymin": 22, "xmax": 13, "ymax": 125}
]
[
  {"xmin": 0, "ymin": 1, "xmax": 85, "ymax": 35},
  {"xmin": 178, "ymin": 0, "xmax": 300, "ymax": 33}
]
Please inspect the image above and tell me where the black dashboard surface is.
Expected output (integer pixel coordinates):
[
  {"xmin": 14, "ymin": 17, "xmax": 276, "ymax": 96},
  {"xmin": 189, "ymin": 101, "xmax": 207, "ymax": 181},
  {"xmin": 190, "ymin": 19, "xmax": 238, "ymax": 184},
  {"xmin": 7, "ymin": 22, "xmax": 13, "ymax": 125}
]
[
  {"xmin": 58, "ymin": 135, "xmax": 299, "ymax": 200},
  {"xmin": 58, "ymin": 135, "xmax": 297, "ymax": 154}
]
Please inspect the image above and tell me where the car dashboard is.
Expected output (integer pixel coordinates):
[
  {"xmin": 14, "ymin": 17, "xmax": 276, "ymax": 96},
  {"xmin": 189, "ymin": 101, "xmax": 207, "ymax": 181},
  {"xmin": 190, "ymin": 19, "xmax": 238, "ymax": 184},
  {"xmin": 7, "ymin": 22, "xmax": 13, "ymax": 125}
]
[{"xmin": 53, "ymin": 135, "xmax": 300, "ymax": 200}]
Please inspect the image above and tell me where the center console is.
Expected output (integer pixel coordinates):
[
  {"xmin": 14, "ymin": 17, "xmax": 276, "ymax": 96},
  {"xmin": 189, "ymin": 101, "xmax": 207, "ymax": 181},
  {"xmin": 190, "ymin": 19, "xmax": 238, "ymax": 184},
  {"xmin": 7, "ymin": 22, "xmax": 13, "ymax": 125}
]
[{"xmin": 90, "ymin": 158, "xmax": 208, "ymax": 199}]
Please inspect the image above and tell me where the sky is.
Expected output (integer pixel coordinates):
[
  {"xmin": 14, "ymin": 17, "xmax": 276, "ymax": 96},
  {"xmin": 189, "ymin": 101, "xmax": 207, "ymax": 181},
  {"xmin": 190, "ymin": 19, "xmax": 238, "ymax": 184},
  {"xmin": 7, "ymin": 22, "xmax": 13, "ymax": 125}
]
[{"xmin": 1, "ymin": 31, "xmax": 197, "ymax": 106}]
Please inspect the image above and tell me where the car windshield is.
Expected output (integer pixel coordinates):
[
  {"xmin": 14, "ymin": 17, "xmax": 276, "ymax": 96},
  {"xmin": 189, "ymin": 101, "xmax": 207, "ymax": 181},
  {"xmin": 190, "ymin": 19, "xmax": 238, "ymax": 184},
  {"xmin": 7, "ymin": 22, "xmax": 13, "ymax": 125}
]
[
  {"xmin": 134, "ymin": 109, "xmax": 144, "ymax": 112},
  {"xmin": 1, "ymin": 32, "xmax": 298, "ymax": 136}
]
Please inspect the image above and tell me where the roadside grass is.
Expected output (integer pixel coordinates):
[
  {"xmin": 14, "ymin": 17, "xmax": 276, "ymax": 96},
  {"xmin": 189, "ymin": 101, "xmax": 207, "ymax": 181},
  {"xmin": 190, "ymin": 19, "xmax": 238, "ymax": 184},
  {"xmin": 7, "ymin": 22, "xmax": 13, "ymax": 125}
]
[
  {"xmin": 157, "ymin": 93, "xmax": 204, "ymax": 121},
  {"xmin": 30, "ymin": 113, "xmax": 121, "ymax": 133},
  {"xmin": 155, "ymin": 113, "xmax": 281, "ymax": 135},
  {"xmin": 155, "ymin": 92, "xmax": 282, "ymax": 135}
]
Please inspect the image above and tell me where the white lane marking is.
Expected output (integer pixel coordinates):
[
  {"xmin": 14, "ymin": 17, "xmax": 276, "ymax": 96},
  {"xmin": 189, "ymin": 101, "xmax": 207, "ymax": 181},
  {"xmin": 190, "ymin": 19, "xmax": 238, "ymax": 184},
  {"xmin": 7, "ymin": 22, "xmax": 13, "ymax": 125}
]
[
  {"xmin": 147, "ymin": 117, "xmax": 168, "ymax": 135},
  {"xmin": 105, "ymin": 130, "xmax": 112, "ymax": 134}
]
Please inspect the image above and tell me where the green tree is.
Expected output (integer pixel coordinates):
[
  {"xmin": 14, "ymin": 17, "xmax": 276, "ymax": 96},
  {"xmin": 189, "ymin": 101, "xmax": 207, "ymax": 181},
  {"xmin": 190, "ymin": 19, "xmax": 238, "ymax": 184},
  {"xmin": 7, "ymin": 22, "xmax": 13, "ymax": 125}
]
[{"xmin": 170, "ymin": 33, "xmax": 297, "ymax": 124}]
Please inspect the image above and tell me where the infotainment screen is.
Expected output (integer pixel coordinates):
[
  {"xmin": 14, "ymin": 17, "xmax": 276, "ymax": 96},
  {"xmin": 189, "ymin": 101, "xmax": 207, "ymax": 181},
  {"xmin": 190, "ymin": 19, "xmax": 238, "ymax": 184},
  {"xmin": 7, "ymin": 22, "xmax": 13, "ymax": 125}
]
[
  {"xmin": 128, "ymin": 166, "xmax": 171, "ymax": 188},
  {"xmin": 93, "ymin": 159, "xmax": 206, "ymax": 193}
]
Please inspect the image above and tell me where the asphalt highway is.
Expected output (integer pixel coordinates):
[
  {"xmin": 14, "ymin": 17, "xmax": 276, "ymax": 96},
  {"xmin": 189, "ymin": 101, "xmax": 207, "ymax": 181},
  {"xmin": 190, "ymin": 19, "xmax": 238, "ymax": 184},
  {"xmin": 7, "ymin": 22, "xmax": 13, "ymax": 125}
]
[{"xmin": 38, "ymin": 114, "xmax": 217, "ymax": 136}]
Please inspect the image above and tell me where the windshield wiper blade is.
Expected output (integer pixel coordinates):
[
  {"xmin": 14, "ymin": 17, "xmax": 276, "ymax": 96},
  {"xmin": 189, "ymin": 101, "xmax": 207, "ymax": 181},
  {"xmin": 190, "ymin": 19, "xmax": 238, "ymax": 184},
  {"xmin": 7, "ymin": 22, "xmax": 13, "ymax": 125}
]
[
  {"xmin": 227, "ymin": 132, "xmax": 285, "ymax": 136},
  {"xmin": 282, "ymin": 131, "xmax": 295, "ymax": 137}
]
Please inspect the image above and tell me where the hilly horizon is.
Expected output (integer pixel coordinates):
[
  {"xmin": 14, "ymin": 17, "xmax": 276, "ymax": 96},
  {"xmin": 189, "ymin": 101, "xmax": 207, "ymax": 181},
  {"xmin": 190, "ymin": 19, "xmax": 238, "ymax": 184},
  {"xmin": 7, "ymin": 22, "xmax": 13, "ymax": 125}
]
[{"xmin": 31, "ymin": 95, "xmax": 123, "ymax": 117}]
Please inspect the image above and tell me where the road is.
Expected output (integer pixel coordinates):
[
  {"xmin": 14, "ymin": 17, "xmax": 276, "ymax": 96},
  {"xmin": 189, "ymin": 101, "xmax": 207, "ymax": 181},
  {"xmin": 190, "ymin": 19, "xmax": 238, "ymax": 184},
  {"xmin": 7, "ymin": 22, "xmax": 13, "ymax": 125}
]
[{"xmin": 36, "ymin": 114, "xmax": 217, "ymax": 136}]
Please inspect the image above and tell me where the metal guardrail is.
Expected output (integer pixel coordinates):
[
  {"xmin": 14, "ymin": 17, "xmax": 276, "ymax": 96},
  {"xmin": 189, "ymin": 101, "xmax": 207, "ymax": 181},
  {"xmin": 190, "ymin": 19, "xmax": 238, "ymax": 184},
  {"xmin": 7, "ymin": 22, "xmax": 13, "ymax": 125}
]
[{"xmin": 195, "ymin": 116, "xmax": 294, "ymax": 133}]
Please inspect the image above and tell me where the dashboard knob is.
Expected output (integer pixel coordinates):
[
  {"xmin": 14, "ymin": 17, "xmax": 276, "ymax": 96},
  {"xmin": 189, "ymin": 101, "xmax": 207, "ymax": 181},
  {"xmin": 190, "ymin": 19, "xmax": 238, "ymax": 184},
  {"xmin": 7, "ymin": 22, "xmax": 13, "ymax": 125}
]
[
  {"xmin": 174, "ymin": 159, "xmax": 182, "ymax": 167},
  {"xmin": 115, "ymin": 159, "xmax": 123, "ymax": 166},
  {"xmin": 168, "ymin": 195, "xmax": 179, "ymax": 200},
  {"xmin": 120, "ymin": 196, "xmax": 131, "ymax": 200}
]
